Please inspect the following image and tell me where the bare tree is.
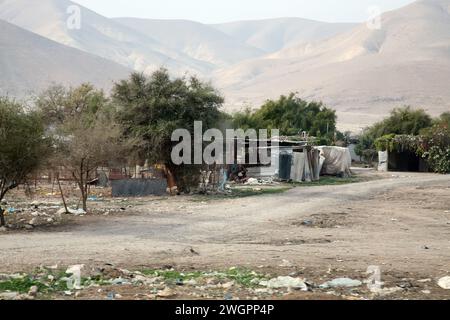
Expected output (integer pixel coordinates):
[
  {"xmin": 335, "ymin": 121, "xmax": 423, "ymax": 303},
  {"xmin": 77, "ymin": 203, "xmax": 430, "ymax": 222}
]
[{"xmin": 37, "ymin": 84, "xmax": 134, "ymax": 212}]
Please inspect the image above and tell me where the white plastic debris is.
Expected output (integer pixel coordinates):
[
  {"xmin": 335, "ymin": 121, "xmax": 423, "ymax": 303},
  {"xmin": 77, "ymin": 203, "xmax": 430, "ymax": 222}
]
[
  {"xmin": 259, "ymin": 276, "xmax": 308, "ymax": 291},
  {"xmin": 65, "ymin": 264, "xmax": 84, "ymax": 290},
  {"xmin": 57, "ymin": 208, "xmax": 86, "ymax": 215},
  {"xmin": 437, "ymin": 276, "xmax": 450, "ymax": 289},
  {"xmin": 319, "ymin": 278, "xmax": 362, "ymax": 289}
]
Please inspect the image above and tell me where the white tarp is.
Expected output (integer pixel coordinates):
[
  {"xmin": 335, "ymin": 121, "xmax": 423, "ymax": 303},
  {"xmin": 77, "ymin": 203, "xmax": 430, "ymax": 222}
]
[{"xmin": 316, "ymin": 146, "xmax": 352, "ymax": 177}]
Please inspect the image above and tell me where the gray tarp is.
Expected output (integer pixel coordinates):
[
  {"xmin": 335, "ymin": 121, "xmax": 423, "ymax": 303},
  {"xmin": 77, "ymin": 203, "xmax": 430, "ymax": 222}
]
[{"xmin": 316, "ymin": 146, "xmax": 352, "ymax": 177}]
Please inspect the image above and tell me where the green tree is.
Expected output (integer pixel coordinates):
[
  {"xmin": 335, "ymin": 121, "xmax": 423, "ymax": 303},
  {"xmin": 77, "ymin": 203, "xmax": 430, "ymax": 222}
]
[
  {"xmin": 232, "ymin": 93, "xmax": 337, "ymax": 143},
  {"xmin": 0, "ymin": 98, "xmax": 49, "ymax": 226},
  {"xmin": 112, "ymin": 69, "xmax": 224, "ymax": 190},
  {"xmin": 355, "ymin": 106, "xmax": 433, "ymax": 163}
]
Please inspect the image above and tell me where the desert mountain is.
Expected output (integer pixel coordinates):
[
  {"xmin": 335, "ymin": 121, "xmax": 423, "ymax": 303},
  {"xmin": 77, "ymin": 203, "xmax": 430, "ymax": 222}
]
[
  {"xmin": 214, "ymin": 0, "xmax": 450, "ymax": 130},
  {"xmin": 0, "ymin": 0, "xmax": 212, "ymax": 75},
  {"xmin": 0, "ymin": 19, "xmax": 129, "ymax": 97},
  {"xmin": 1, "ymin": 0, "xmax": 449, "ymax": 130},
  {"xmin": 114, "ymin": 18, "xmax": 265, "ymax": 68},
  {"xmin": 212, "ymin": 18, "xmax": 357, "ymax": 53}
]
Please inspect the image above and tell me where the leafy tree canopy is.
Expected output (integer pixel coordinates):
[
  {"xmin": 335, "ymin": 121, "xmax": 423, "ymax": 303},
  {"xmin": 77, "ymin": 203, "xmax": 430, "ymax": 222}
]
[{"xmin": 232, "ymin": 93, "xmax": 337, "ymax": 143}]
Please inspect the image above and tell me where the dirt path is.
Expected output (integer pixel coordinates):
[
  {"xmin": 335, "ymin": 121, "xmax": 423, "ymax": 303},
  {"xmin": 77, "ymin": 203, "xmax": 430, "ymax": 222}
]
[{"xmin": 1, "ymin": 172, "xmax": 449, "ymax": 282}]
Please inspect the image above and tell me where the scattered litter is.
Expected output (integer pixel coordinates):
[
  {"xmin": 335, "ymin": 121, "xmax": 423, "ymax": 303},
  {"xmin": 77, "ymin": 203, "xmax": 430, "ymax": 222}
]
[
  {"xmin": 260, "ymin": 276, "xmax": 308, "ymax": 291},
  {"xmin": 437, "ymin": 276, "xmax": 450, "ymax": 289},
  {"xmin": 107, "ymin": 292, "xmax": 116, "ymax": 300},
  {"xmin": 320, "ymin": 278, "xmax": 362, "ymax": 289}
]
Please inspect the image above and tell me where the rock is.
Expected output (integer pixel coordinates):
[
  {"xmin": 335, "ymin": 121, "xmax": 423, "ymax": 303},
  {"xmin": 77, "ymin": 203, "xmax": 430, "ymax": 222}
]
[
  {"xmin": 0, "ymin": 292, "xmax": 19, "ymax": 300},
  {"xmin": 421, "ymin": 290, "xmax": 431, "ymax": 294},
  {"xmin": 24, "ymin": 224, "xmax": 34, "ymax": 230},
  {"xmin": 184, "ymin": 279, "xmax": 197, "ymax": 286},
  {"xmin": 29, "ymin": 218, "xmax": 38, "ymax": 226},
  {"xmin": 260, "ymin": 276, "xmax": 308, "ymax": 291},
  {"xmin": 279, "ymin": 259, "xmax": 293, "ymax": 267},
  {"xmin": 370, "ymin": 286, "xmax": 403, "ymax": 296},
  {"xmin": 157, "ymin": 288, "xmax": 176, "ymax": 298},
  {"xmin": 437, "ymin": 276, "xmax": 450, "ymax": 289},
  {"xmin": 115, "ymin": 294, "xmax": 123, "ymax": 299},
  {"xmin": 31, "ymin": 211, "xmax": 40, "ymax": 217},
  {"xmin": 319, "ymin": 278, "xmax": 362, "ymax": 289},
  {"xmin": 28, "ymin": 285, "xmax": 39, "ymax": 297},
  {"xmin": 0, "ymin": 226, "xmax": 7, "ymax": 232},
  {"xmin": 221, "ymin": 281, "xmax": 235, "ymax": 289},
  {"xmin": 16, "ymin": 294, "xmax": 35, "ymax": 300},
  {"xmin": 46, "ymin": 218, "xmax": 54, "ymax": 223}
]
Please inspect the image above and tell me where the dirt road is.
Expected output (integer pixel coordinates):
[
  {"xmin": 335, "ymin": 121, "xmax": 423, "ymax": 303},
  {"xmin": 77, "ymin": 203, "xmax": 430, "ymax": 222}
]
[{"xmin": 1, "ymin": 172, "xmax": 449, "ymax": 282}]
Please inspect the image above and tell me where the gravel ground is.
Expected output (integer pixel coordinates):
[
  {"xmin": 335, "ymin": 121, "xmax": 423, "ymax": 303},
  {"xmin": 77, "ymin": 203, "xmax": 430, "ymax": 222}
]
[{"xmin": 1, "ymin": 170, "xmax": 449, "ymax": 299}]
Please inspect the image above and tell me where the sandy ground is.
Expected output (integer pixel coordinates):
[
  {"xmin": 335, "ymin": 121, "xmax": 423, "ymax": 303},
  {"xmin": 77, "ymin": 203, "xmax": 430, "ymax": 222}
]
[{"xmin": 1, "ymin": 170, "xmax": 449, "ymax": 299}]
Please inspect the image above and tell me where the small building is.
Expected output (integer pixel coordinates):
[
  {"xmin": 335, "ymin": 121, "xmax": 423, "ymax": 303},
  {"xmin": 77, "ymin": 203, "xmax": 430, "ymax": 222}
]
[{"xmin": 377, "ymin": 135, "xmax": 429, "ymax": 172}]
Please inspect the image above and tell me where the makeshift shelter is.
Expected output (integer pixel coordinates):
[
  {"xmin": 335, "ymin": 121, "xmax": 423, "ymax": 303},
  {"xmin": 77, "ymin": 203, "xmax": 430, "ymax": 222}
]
[
  {"xmin": 246, "ymin": 139, "xmax": 321, "ymax": 182},
  {"xmin": 378, "ymin": 150, "xmax": 428, "ymax": 172},
  {"xmin": 375, "ymin": 135, "xmax": 429, "ymax": 172},
  {"xmin": 316, "ymin": 146, "xmax": 352, "ymax": 177}
]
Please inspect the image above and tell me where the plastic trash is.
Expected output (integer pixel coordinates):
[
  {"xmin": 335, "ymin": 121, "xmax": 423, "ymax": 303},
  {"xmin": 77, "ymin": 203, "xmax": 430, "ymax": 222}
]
[{"xmin": 320, "ymin": 278, "xmax": 362, "ymax": 289}]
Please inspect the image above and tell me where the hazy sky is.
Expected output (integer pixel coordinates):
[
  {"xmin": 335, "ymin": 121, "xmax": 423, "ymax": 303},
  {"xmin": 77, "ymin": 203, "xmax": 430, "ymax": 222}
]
[{"xmin": 71, "ymin": 0, "xmax": 416, "ymax": 24}]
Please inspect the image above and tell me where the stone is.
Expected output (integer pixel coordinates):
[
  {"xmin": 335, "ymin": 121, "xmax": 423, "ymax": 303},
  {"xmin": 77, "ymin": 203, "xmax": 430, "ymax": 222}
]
[
  {"xmin": 24, "ymin": 224, "xmax": 34, "ymax": 230},
  {"xmin": 370, "ymin": 286, "xmax": 403, "ymax": 296},
  {"xmin": 0, "ymin": 226, "xmax": 7, "ymax": 232},
  {"xmin": 279, "ymin": 259, "xmax": 293, "ymax": 267},
  {"xmin": 28, "ymin": 285, "xmax": 39, "ymax": 297},
  {"xmin": 157, "ymin": 288, "xmax": 176, "ymax": 298},
  {"xmin": 437, "ymin": 276, "xmax": 450, "ymax": 289},
  {"xmin": 221, "ymin": 281, "xmax": 234, "ymax": 289},
  {"xmin": 0, "ymin": 292, "xmax": 19, "ymax": 300},
  {"xmin": 184, "ymin": 279, "xmax": 197, "ymax": 286},
  {"xmin": 29, "ymin": 218, "xmax": 38, "ymax": 226}
]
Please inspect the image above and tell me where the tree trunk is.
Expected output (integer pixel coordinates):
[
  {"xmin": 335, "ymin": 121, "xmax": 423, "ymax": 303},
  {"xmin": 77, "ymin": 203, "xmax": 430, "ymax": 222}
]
[
  {"xmin": 82, "ymin": 188, "xmax": 88, "ymax": 212},
  {"xmin": 57, "ymin": 177, "xmax": 69, "ymax": 214},
  {"xmin": 0, "ymin": 208, "xmax": 5, "ymax": 227}
]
